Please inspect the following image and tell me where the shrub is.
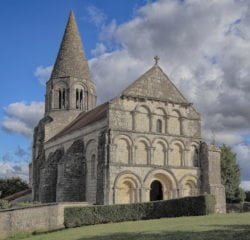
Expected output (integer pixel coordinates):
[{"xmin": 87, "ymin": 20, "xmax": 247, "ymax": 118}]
[
  {"xmin": 64, "ymin": 195, "xmax": 215, "ymax": 228},
  {"xmin": 0, "ymin": 177, "xmax": 29, "ymax": 199},
  {"xmin": 243, "ymin": 202, "xmax": 250, "ymax": 212},
  {"xmin": 0, "ymin": 199, "xmax": 11, "ymax": 209}
]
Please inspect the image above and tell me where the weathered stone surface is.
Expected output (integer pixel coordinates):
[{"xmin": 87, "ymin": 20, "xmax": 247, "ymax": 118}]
[
  {"xmin": 56, "ymin": 140, "xmax": 86, "ymax": 202},
  {"xmin": 40, "ymin": 148, "xmax": 64, "ymax": 203},
  {"xmin": 45, "ymin": 11, "xmax": 96, "ymax": 115},
  {"xmin": 32, "ymin": 12, "xmax": 226, "ymax": 210},
  {"xmin": 200, "ymin": 142, "xmax": 226, "ymax": 213},
  {"xmin": 51, "ymin": 11, "xmax": 91, "ymax": 81},
  {"xmin": 96, "ymin": 130, "xmax": 108, "ymax": 205},
  {"xmin": 32, "ymin": 116, "xmax": 52, "ymax": 201},
  {"xmin": 0, "ymin": 202, "xmax": 89, "ymax": 239},
  {"xmin": 122, "ymin": 65, "xmax": 188, "ymax": 104}
]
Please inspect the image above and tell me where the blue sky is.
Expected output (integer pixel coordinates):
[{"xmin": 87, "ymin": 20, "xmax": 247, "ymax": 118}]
[
  {"xmin": 0, "ymin": 0, "xmax": 249, "ymax": 189},
  {"xmin": 0, "ymin": 0, "xmax": 148, "ymax": 177}
]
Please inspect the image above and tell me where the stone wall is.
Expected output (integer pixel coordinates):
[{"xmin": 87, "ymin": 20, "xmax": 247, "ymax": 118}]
[
  {"xmin": 56, "ymin": 139, "xmax": 86, "ymax": 202},
  {"xmin": 32, "ymin": 116, "xmax": 52, "ymax": 201},
  {"xmin": 96, "ymin": 130, "xmax": 108, "ymax": 205},
  {"xmin": 106, "ymin": 96, "xmax": 202, "ymax": 204},
  {"xmin": 44, "ymin": 110, "xmax": 80, "ymax": 142},
  {"xmin": 0, "ymin": 203, "xmax": 89, "ymax": 239},
  {"xmin": 109, "ymin": 97, "xmax": 201, "ymax": 138},
  {"xmin": 43, "ymin": 118, "xmax": 107, "ymax": 204},
  {"xmin": 39, "ymin": 148, "xmax": 64, "ymax": 203},
  {"xmin": 200, "ymin": 142, "xmax": 226, "ymax": 213}
]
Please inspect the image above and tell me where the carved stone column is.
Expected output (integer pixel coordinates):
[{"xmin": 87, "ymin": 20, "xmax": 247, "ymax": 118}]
[
  {"xmin": 149, "ymin": 112, "xmax": 153, "ymax": 132},
  {"xmin": 168, "ymin": 148, "xmax": 173, "ymax": 166},
  {"xmin": 143, "ymin": 187, "xmax": 151, "ymax": 202},
  {"xmin": 148, "ymin": 147, "xmax": 155, "ymax": 165},
  {"xmin": 164, "ymin": 149, "xmax": 168, "ymax": 166},
  {"xmin": 180, "ymin": 117, "xmax": 184, "ymax": 135},
  {"xmin": 131, "ymin": 111, "xmax": 137, "ymax": 131},
  {"xmin": 164, "ymin": 116, "xmax": 169, "ymax": 134},
  {"xmin": 131, "ymin": 145, "xmax": 136, "ymax": 165},
  {"xmin": 184, "ymin": 149, "xmax": 190, "ymax": 167}
]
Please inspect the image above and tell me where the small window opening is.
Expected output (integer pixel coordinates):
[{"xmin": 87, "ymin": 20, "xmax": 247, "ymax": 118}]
[
  {"xmin": 76, "ymin": 89, "xmax": 79, "ymax": 109},
  {"xmin": 156, "ymin": 119, "xmax": 162, "ymax": 133},
  {"xmin": 59, "ymin": 89, "xmax": 62, "ymax": 109},
  {"xmin": 80, "ymin": 89, "xmax": 83, "ymax": 110}
]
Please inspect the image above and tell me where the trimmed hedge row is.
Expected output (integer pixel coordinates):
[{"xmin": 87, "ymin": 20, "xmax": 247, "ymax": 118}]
[
  {"xmin": 227, "ymin": 202, "xmax": 250, "ymax": 213},
  {"xmin": 64, "ymin": 195, "xmax": 215, "ymax": 228}
]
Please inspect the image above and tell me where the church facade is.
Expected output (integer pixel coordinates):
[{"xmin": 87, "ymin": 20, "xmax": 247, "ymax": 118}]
[{"xmin": 32, "ymin": 11, "xmax": 226, "ymax": 213}]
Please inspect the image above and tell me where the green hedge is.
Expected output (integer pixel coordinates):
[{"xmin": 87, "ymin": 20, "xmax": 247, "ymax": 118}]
[
  {"xmin": 64, "ymin": 195, "xmax": 215, "ymax": 228},
  {"xmin": 0, "ymin": 199, "xmax": 11, "ymax": 209},
  {"xmin": 227, "ymin": 202, "xmax": 250, "ymax": 213}
]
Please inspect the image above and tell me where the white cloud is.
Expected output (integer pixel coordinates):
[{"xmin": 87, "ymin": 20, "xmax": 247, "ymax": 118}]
[
  {"xmin": 240, "ymin": 181, "xmax": 250, "ymax": 191},
  {"xmin": 203, "ymin": 130, "xmax": 244, "ymax": 146},
  {"xmin": 0, "ymin": 145, "xmax": 31, "ymax": 182},
  {"xmin": 91, "ymin": 43, "xmax": 107, "ymax": 57},
  {"xmin": 233, "ymin": 143, "xmax": 250, "ymax": 181},
  {"xmin": 34, "ymin": 65, "xmax": 53, "ymax": 85},
  {"xmin": 89, "ymin": 0, "xmax": 250, "ymax": 130},
  {"xmin": 86, "ymin": 5, "xmax": 106, "ymax": 27},
  {"xmin": 0, "ymin": 162, "xmax": 29, "ymax": 182},
  {"xmin": 87, "ymin": 0, "xmax": 250, "ymax": 181},
  {"xmin": 2, "ymin": 101, "xmax": 44, "ymax": 138}
]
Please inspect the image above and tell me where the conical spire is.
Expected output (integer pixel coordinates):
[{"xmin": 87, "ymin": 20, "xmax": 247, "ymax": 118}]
[{"xmin": 50, "ymin": 11, "xmax": 92, "ymax": 81}]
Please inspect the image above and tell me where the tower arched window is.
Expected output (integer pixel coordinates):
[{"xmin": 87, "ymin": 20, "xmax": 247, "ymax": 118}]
[
  {"xmin": 156, "ymin": 119, "xmax": 162, "ymax": 133},
  {"xmin": 76, "ymin": 89, "xmax": 79, "ymax": 109},
  {"xmin": 76, "ymin": 88, "xmax": 84, "ymax": 110},
  {"xmin": 59, "ymin": 89, "xmax": 62, "ymax": 109},
  {"xmin": 62, "ymin": 88, "xmax": 66, "ymax": 108},
  {"xmin": 80, "ymin": 89, "xmax": 83, "ymax": 110}
]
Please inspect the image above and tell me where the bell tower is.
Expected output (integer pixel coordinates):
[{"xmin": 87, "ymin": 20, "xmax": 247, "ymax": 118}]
[{"xmin": 45, "ymin": 11, "xmax": 96, "ymax": 115}]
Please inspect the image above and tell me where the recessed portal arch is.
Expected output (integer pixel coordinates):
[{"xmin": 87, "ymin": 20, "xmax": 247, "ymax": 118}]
[
  {"xmin": 144, "ymin": 169, "xmax": 178, "ymax": 201},
  {"xmin": 114, "ymin": 172, "xmax": 141, "ymax": 204},
  {"xmin": 150, "ymin": 180, "xmax": 163, "ymax": 201}
]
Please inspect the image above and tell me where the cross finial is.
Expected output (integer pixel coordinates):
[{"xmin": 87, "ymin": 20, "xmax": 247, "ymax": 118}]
[{"xmin": 154, "ymin": 55, "xmax": 160, "ymax": 65}]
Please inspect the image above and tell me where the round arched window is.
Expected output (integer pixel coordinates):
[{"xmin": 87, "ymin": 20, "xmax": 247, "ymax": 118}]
[{"xmin": 156, "ymin": 119, "xmax": 162, "ymax": 133}]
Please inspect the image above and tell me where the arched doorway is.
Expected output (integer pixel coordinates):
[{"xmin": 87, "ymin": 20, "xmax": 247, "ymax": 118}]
[
  {"xmin": 115, "ymin": 173, "xmax": 140, "ymax": 204},
  {"xmin": 117, "ymin": 180, "xmax": 135, "ymax": 204},
  {"xmin": 150, "ymin": 180, "xmax": 163, "ymax": 201}
]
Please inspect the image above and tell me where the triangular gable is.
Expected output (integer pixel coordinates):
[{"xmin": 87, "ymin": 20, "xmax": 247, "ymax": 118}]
[{"xmin": 122, "ymin": 65, "xmax": 188, "ymax": 104}]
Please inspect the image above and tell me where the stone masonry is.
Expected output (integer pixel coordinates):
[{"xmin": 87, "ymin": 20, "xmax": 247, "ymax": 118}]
[{"xmin": 31, "ymin": 11, "xmax": 226, "ymax": 213}]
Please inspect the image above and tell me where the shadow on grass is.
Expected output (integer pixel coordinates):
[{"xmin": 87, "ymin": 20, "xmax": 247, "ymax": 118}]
[{"xmin": 75, "ymin": 225, "xmax": 250, "ymax": 240}]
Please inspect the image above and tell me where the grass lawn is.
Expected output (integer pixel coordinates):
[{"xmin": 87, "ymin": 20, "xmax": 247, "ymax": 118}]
[{"xmin": 8, "ymin": 213, "xmax": 250, "ymax": 240}]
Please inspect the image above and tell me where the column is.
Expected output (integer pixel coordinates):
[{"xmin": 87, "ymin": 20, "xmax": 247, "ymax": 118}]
[
  {"xmin": 148, "ymin": 147, "xmax": 155, "ymax": 165},
  {"xmin": 131, "ymin": 145, "xmax": 136, "ymax": 165},
  {"xmin": 180, "ymin": 117, "xmax": 184, "ymax": 135},
  {"xmin": 149, "ymin": 112, "xmax": 153, "ymax": 132},
  {"xmin": 164, "ymin": 116, "xmax": 169, "ymax": 134},
  {"xmin": 164, "ymin": 149, "xmax": 169, "ymax": 166},
  {"xmin": 183, "ymin": 149, "xmax": 189, "ymax": 167},
  {"xmin": 131, "ymin": 111, "xmax": 137, "ymax": 131}
]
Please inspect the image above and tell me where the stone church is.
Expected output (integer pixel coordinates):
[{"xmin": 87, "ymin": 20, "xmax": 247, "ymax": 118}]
[{"xmin": 32, "ymin": 11, "xmax": 226, "ymax": 213}]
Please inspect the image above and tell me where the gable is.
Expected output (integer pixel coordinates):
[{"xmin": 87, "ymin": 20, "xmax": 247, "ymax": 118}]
[
  {"xmin": 46, "ymin": 102, "xmax": 109, "ymax": 142},
  {"xmin": 122, "ymin": 65, "xmax": 188, "ymax": 104}
]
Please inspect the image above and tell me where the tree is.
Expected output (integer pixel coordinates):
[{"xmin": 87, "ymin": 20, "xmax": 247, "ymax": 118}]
[
  {"xmin": 0, "ymin": 177, "xmax": 29, "ymax": 199},
  {"xmin": 220, "ymin": 144, "xmax": 244, "ymax": 203},
  {"xmin": 245, "ymin": 191, "xmax": 250, "ymax": 202}
]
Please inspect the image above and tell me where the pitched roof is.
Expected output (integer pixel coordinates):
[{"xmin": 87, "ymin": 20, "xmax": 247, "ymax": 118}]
[
  {"xmin": 4, "ymin": 188, "xmax": 32, "ymax": 201},
  {"xmin": 50, "ymin": 11, "xmax": 92, "ymax": 81},
  {"xmin": 47, "ymin": 102, "xmax": 109, "ymax": 142},
  {"xmin": 122, "ymin": 64, "xmax": 189, "ymax": 104}
]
